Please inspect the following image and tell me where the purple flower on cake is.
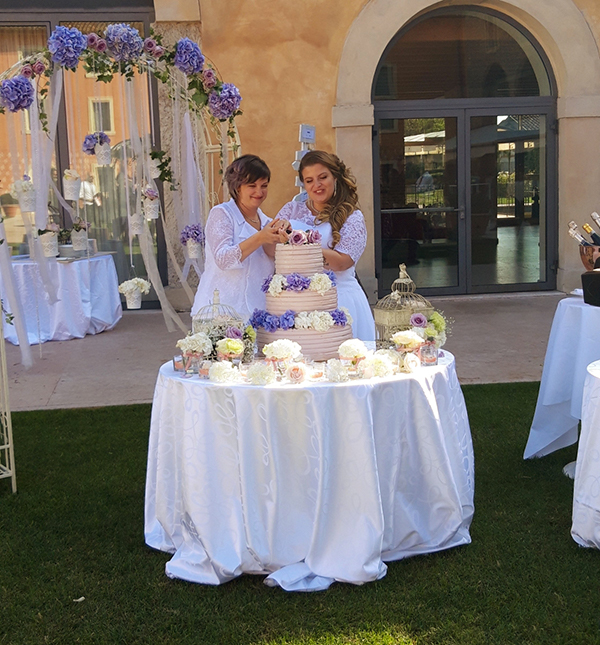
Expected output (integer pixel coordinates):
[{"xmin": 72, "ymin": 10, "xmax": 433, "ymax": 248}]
[
  {"xmin": 289, "ymin": 230, "xmax": 307, "ymax": 246},
  {"xmin": 286, "ymin": 273, "xmax": 311, "ymax": 291},
  {"xmin": 279, "ymin": 310, "xmax": 296, "ymax": 331},
  {"xmin": 261, "ymin": 275, "xmax": 273, "ymax": 293},
  {"xmin": 263, "ymin": 314, "xmax": 280, "ymax": 333},
  {"xmin": 410, "ymin": 312, "xmax": 428, "ymax": 328},
  {"xmin": 0, "ymin": 76, "xmax": 35, "ymax": 112},
  {"xmin": 249, "ymin": 309, "xmax": 267, "ymax": 329},
  {"xmin": 174, "ymin": 37, "xmax": 205, "ymax": 75},
  {"xmin": 306, "ymin": 229, "xmax": 321, "ymax": 245},
  {"xmin": 208, "ymin": 83, "xmax": 242, "ymax": 120},
  {"xmin": 105, "ymin": 23, "xmax": 144, "ymax": 62},
  {"xmin": 225, "ymin": 326, "xmax": 243, "ymax": 340},
  {"xmin": 47, "ymin": 25, "xmax": 87, "ymax": 69},
  {"xmin": 325, "ymin": 270, "xmax": 337, "ymax": 286},
  {"xmin": 330, "ymin": 309, "xmax": 348, "ymax": 326}
]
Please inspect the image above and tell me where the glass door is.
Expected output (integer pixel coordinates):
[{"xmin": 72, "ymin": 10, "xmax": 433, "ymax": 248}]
[{"xmin": 376, "ymin": 114, "xmax": 467, "ymax": 294}]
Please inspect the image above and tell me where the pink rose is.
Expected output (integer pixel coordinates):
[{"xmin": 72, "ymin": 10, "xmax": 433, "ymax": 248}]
[
  {"xmin": 306, "ymin": 229, "xmax": 321, "ymax": 245},
  {"xmin": 143, "ymin": 38, "xmax": 157, "ymax": 54},
  {"xmin": 95, "ymin": 39, "xmax": 107, "ymax": 53},
  {"xmin": 87, "ymin": 32, "xmax": 99, "ymax": 48},
  {"xmin": 289, "ymin": 230, "xmax": 307, "ymax": 246},
  {"xmin": 286, "ymin": 363, "xmax": 307, "ymax": 384},
  {"xmin": 32, "ymin": 61, "xmax": 46, "ymax": 76},
  {"xmin": 153, "ymin": 46, "xmax": 165, "ymax": 58},
  {"xmin": 20, "ymin": 65, "xmax": 33, "ymax": 79}
]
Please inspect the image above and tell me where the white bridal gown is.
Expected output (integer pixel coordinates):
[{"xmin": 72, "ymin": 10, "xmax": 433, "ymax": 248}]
[
  {"xmin": 191, "ymin": 199, "xmax": 274, "ymax": 321},
  {"xmin": 277, "ymin": 201, "xmax": 376, "ymax": 341}
]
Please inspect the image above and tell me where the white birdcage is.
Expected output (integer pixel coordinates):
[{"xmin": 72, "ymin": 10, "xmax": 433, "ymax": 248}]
[
  {"xmin": 373, "ymin": 264, "xmax": 434, "ymax": 341},
  {"xmin": 191, "ymin": 289, "xmax": 244, "ymax": 334}
]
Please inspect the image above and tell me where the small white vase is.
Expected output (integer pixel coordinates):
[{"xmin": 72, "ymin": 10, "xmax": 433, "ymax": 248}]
[
  {"xmin": 143, "ymin": 198, "xmax": 160, "ymax": 219},
  {"xmin": 17, "ymin": 190, "xmax": 36, "ymax": 213},
  {"xmin": 186, "ymin": 239, "xmax": 201, "ymax": 259},
  {"xmin": 40, "ymin": 232, "xmax": 58, "ymax": 257},
  {"xmin": 125, "ymin": 289, "xmax": 142, "ymax": 309},
  {"xmin": 95, "ymin": 142, "xmax": 111, "ymax": 166},
  {"xmin": 71, "ymin": 229, "xmax": 87, "ymax": 251},
  {"xmin": 149, "ymin": 157, "xmax": 161, "ymax": 179},
  {"xmin": 63, "ymin": 178, "xmax": 81, "ymax": 201},
  {"xmin": 130, "ymin": 213, "xmax": 144, "ymax": 235}
]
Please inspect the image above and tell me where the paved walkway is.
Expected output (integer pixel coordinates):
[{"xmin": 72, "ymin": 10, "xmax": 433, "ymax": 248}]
[{"xmin": 4, "ymin": 291, "xmax": 567, "ymax": 411}]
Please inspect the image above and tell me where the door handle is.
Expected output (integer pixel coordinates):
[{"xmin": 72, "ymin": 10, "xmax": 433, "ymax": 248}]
[{"xmin": 458, "ymin": 208, "xmax": 465, "ymax": 220}]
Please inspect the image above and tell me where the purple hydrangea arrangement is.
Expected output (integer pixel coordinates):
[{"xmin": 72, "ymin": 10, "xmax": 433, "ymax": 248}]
[
  {"xmin": 47, "ymin": 25, "xmax": 87, "ymax": 69},
  {"xmin": 261, "ymin": 275, "xmax": 273, "ymax": 293},
  {"xmin": 104, "ymin": 23, "xmax": 144, "ymax": 62},
  {"xmin": 330, "ymin": 309, "xmax": 348, "ymax": 326},
  {"xmin": 208, "ymin": 83, "xmax": 242, "ymax": 120},
  {"xmin": 279, "ymin": 310, "xmax": 296, "ymax": 331},
  {"xmin": 0, "ymin": 75, "xmax": 35, "ymax": 112},
  {"xmin": 82, "ymin": 132, "xmax": 111, "ymax": 155},
  {"xmin": 180, "ymin": 223, "xmax": 204, "ymax": 245},
  {"xmin": 174, "ymin": 37, "xmax": 205, "ymax": 75},
  {"xmin": 286, "ymin": 273, "xmax": 311, "ymax": 291}
]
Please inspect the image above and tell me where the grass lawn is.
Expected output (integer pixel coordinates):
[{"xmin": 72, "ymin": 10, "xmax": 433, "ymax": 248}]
[{"xmin": 1, "ymin": 383, "xmax": 597, "ymax": 645}]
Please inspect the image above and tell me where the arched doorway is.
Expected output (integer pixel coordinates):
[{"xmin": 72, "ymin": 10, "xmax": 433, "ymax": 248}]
[{"xmin": 373, "ymin": 7, "xmax": 557, "ymax": 296}]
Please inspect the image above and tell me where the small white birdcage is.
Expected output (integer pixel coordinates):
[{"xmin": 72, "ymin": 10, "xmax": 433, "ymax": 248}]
[
  {"xmin": 373, "ymin": 264, "xmax": 434, "ymax": 341},
  {"xmin": 192, "ymin": 289, "xmax": 243, "ymax": 335}
]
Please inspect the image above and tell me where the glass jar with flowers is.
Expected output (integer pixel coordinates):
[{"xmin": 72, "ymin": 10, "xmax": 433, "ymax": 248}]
[
  {"xmin": 262, "ymin": 338, "xmax": 302, "ymax": 378},
  {"xmin": 118, "ymin": 277, "xmax": 151, "ymax": 309},
  {"xmin": 390, "ymin": 329, "xmax": 425, "ymax": 360},
  {"xmin": 176, "ymin": 331, "xmax": 213, "ymax": 374},
  {"xmin": 37, "ymin": 220, "xmax": 60, "ymax": 257},
  {"xmin": 142, "ymin": 185, "xmax": 160, "ymax": 219},
  {"xmin": 180, "ymin": 224, "xmax": 204, "ymax": 259},
  {"xmin": 216, "ymin": 336, "xmax": 245, "ymax": 365},
  {"xmin": 82, "ymin": 131, "xmax": 111, "ymax": 166},
  {"xmin": 338, "ymin": 339, "xmax": 368, "ymax": 377}
]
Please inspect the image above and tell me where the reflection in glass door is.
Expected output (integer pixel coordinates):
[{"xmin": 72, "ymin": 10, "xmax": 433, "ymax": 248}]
[
  {"xmin": 470, "ymin": 113, "xmax": 546, "ymax": 286},
  {"xmin": 377, "ymin": 117, "xmax": 464, "ymax": 292}
]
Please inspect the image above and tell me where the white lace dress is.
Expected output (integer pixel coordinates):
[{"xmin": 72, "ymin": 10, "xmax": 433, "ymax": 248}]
[
  {"xmin": 277, "ymin": 201, "xmax": 376, "ymax": 341},
  {"xmin": 191, "ymin": 199, "xmax": 274, "ymax": 321}
]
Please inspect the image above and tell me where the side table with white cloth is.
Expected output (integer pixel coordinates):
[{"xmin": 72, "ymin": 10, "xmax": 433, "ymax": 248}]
[
  {"xmin": 145, "ymin": 352, "xmax": 474, "ymax": 592},
  {"xmin": 571, "ymin": 360, "xmax": 600, "ymax": 548},
  {"xmin": 0, "ymin": 254, "xmax": 122, "ymax": 345},
  {"xmin": 524, "ymin": 297, "xmax": 600, "ymax": 459}
]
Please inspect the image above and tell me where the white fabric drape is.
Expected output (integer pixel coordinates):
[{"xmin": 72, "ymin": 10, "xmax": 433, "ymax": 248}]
[{"xmin": 145, "ymin": 352, "xmax": 474, "ymax": 591}]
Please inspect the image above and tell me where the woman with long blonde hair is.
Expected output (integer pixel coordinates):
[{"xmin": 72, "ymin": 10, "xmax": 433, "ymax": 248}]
[{"xmin": 277, "ymin": 150, "xmax": 375, "ymax": 340}]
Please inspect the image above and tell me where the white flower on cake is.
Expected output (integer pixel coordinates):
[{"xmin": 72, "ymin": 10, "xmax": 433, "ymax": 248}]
[
  {"xmin": 286, "ymin": 362, "xmax": 307, "ymax": 384},
  {"xmin": 209, "ymin": 361, "xmax": 242, "ymax": 383},
  {"xmin": 309, "ymin": 310, "xmax": 334, "ymax": 332},
  {"xmin": 263, "ymin": 338, "xmax": 302, "ymax": 360},
  {"xmin": 338, "ymin": 339, "xmax": 368, "ymax": 359},
  {"xmin": 267, "ymin": 274, "xmax": 287, "ymax": 297},
  {"xmin": 308, "ymin": 273, "xmax": 332, "ymax": 296},
  {"xmin": 326, "ymin": 358, "xmax": 349, "ymax": 382},
  {"xmin": 246, "ymin": 361, "xmax": 276, "ymax": 385},
  {"xmin": 360, "ymin": 353, "xmax": 395, "ymax": 379},
  {"xmin": 294, "ymin": 312, "xmax": 312, "ymax": 330},
  {"xmin": 176, "ymin": 332, "xmax": 213, "ymax": 356},
  {"xmin": 391, "ymin": 330, "xmax": 425, "ymax": 350},
  {"xmin": 340, "ymin": 306, "xmax": 353, "ymax": 325},
  {"xmin": 402, "ymin": 352, "xmax": 421, "ymax": 373},
  {"xmin": 118, "ymin": 277, "xmax": 151, "ymax": 295},
  {"xmin": 216, "ymin": 337, "xmax": 244, "ymax": 356}
]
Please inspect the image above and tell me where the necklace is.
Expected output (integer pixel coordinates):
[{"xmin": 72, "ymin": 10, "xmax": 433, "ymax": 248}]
[
  {"xmin": 244, "ymin": 214, "xmax": 260, "ymax": 224},
  {"xmin": 307, "ymin": 199, "xmax": 326, "ymax": 217}
]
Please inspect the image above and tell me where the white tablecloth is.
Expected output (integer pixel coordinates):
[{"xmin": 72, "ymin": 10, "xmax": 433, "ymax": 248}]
[
  {"xmin": 524, "ymin": 297, "xmax": 600, "ymax": 459},
  {"xmin": 145, "ymin": 353, "xmax": 474, "ymax": 591},
  {"xmin": 0, "ymin": 254, "xmax": 122, "ymax": 345},
  {"xmin": 571, "ymin": 360, "xmax": 600, "ymax": 548}
]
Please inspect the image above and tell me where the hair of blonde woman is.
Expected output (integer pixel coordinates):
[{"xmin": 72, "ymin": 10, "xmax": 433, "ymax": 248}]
[{"xmin": 298, "ymin": 150, "xmax": 359, "ymax": 250}]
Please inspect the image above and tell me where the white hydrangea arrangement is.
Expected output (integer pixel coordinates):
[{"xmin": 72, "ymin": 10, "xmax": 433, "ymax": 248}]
[
  {"xmin": 118, "ymin": 277, "xmax": 151, "ymax": 296},
  {"xmin": 246, "ymin": 361, "xmax": 276, "ymax": 385},
  {"xmin": 176, "ymin": 332, "xmax": 213, "ymax": 356},
  {"xmin": 326, "ymin": 358, "xmax": 349, "ymax": 383},
  {"xmin": 359, "ymin": 353, "xmax": 395, "ymax": 379},
  {"xmin": 338, "ymin": 339, "xmax": 368, "ymax": 360},
  {"xmin": 209, "ymin": 361, "xmax": 242, "ymax": 383},
  {"xmin": 262, "ymin": 339, "xmax": 302, "ymax": 360}
]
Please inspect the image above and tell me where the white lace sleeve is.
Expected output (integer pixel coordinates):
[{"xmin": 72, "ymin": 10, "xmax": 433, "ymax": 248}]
[
  {"xmin": 335, "ymin": 210, "xmax": 367, "ymax": 264},
  {"xmin": 205, "ymin": 206, "xmax": 243, "ymax": 270},
  {"xmin": 276, "ymin": 201, "xmax": 315, "ymax": 226}
]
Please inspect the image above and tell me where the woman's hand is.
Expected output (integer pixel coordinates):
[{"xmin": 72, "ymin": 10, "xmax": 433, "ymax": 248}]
[
  {"xmin": 260, "ymin": 219, "xmax": 289, "ymax": 245},
  {"xmin": 322, "ymin": 248, "xmax": 354, "ymax": 272}
]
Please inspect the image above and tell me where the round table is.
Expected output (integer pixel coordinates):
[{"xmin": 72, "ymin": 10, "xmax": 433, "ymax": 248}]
[
  {"xmin": 524, "ymin": 297, "xmax": 600, "ymax": 459},
  {"xmin": 571, "ymin": 360, "xmax": 600, "ymax": 548},
  {"xmin": 144, "ymin": 352, "xmax": 474, "ymax": 591},
  {"xmin": 0, "ymin": 254, "xmax": 122, "ymax": 345}
]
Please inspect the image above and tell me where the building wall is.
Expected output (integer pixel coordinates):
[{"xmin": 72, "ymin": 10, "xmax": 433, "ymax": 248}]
[{"xmin": 155, "ymin": 0, "xmax": 600, "ymax": 296}]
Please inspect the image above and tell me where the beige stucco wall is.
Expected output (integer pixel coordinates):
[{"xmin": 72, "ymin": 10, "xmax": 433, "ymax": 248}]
[{"xmin": 156, "ymin": 0, "xmax": 600, "ymax": 296}]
